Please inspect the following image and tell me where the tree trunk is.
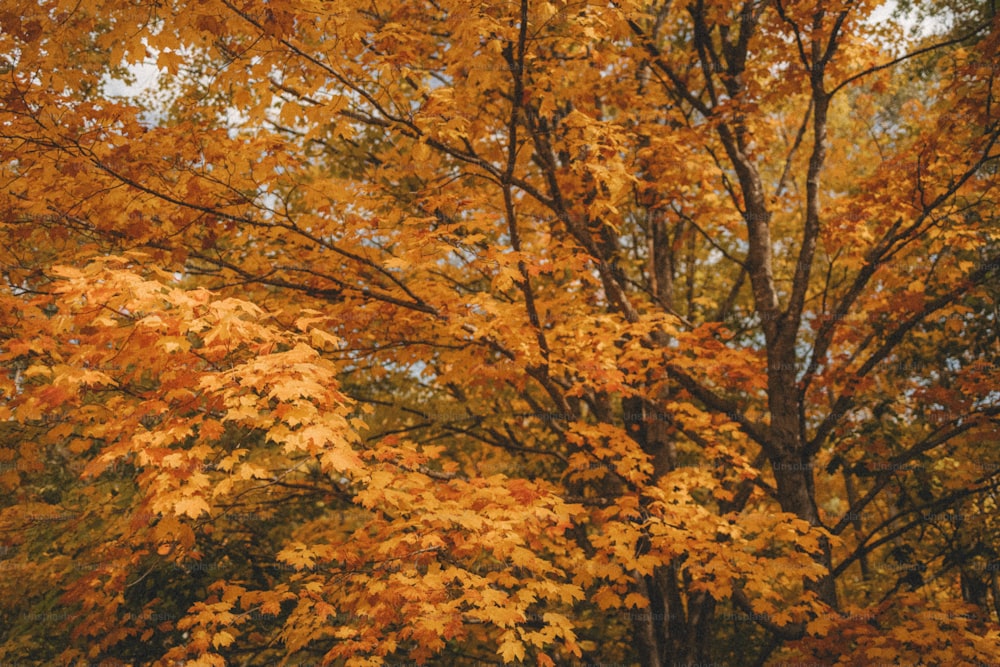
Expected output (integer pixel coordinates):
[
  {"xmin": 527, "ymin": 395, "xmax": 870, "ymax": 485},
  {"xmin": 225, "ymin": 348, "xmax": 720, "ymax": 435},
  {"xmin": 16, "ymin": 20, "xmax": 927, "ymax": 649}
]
[
  {"xmin": 632, "ymin": 564, "xmax": 717, "ymax": 666},
  {"xmin": 770, "ymin": 362, "xmax": 839, "ymax": 608},
  {"xmin": 625, "ymin": 391, "xmax": 720, "ymax": 663}
]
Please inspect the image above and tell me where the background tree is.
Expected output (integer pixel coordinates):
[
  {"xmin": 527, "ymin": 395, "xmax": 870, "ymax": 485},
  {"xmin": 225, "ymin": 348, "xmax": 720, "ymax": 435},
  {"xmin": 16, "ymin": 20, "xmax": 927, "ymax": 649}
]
[{"xmin": 1, "ymin": 0, "xmax": 999, "ymax": 665}]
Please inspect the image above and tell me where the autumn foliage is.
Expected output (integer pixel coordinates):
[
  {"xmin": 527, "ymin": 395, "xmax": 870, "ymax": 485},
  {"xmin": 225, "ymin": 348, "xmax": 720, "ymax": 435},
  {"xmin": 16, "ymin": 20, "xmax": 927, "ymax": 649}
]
[{"xmin": 1, "ymin": 0, "xmax": 999, "ymax": 664}]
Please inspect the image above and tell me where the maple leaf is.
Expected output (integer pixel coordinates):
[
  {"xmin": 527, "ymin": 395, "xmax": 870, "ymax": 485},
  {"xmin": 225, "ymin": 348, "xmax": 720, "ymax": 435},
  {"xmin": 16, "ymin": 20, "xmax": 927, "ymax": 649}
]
[
  {"xmin": 498, "ymin": 631, "xmax": 526, "ymax": 664},
  {"xmin": 174, "ymin": 496, "xmax": 211, "ymax": 520},
  {"xmin": 277, "ymin": 544, "xmax": 317, "ymax": 570}
]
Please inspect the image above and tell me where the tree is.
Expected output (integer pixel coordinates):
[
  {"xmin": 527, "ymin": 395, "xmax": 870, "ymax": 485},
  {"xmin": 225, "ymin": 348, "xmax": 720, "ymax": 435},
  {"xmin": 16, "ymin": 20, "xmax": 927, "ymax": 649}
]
[{"xmin": 1, "ymin": 0, "xmax": 999, "ymax": 664}]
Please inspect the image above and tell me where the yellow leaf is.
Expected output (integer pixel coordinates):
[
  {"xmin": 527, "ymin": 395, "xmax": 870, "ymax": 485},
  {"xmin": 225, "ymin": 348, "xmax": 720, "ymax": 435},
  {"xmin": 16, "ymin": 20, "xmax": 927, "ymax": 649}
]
[
  {"xmin": 623, "ymin": 592, "xmax": 649, "ymax": 609},
  {"xmin": 174, "ymin": 496, "xmax": 211, "ymax": 519},
  {"xmin": 321, "ymin": 447, "xmax": 362, "ymax": 473},
  {"xmin": 593, "ymin": 585, "xmax": 620, "ymax": 610},
  {"xmin": 383, "ymin": 257, "xmax": 409, "ymax": 270},
  {"xmin": 499, "ymin": 631, "xmax": 525, "ymax": 663},
  {"xmin": 310, "ymin": 327, "xmax": 341, "ymax": 349},
  {"xmin": 157, "ymin": 49, "xmax": 185, "ymax": 73},
  {"xmin": 212, "ymin": 630, "xmax": 235, "ymax": 648},
  {"xmin": 277, "ymin": 543, "xmax": 316, "ymax": 570},
  {"xmin": 412, "ymin": 141, "xmax": 431, "ymax": 162}
]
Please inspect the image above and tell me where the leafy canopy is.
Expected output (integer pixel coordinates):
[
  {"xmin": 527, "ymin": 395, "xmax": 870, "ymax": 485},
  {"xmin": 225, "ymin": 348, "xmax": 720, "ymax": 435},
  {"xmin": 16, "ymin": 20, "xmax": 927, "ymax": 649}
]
[{"xmin": 1, "ymin": 0, "xmax": 999, "ymax": 665}]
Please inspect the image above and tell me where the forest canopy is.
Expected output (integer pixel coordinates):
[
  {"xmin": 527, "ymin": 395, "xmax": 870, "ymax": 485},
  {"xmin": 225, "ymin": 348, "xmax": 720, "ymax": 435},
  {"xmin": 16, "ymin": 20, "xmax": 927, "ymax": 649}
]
[{"xmin": 1, "ymin": 0, "xmax": 999, "ymax": 665}]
